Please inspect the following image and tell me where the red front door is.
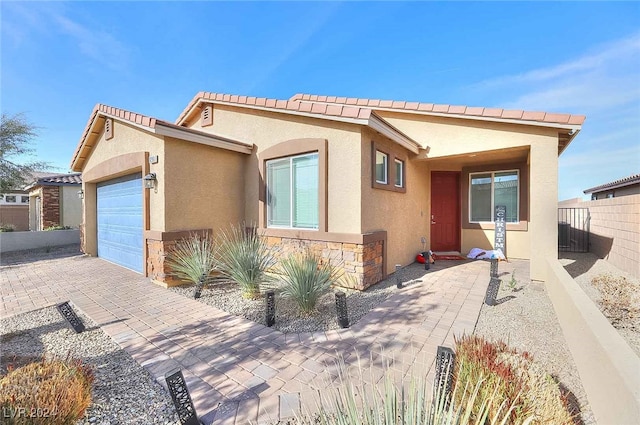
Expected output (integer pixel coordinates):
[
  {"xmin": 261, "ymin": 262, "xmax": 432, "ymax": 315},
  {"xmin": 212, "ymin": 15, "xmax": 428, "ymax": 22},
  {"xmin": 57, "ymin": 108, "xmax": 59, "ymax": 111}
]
[{"xmin": 431, "ymin": 172, "xmax": 460, "ymax": 252}]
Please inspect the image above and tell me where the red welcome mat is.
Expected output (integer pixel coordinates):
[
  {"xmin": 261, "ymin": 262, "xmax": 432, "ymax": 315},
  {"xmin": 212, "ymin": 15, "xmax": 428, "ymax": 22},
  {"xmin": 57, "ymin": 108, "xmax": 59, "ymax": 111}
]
[{"xmin": 432, "ymin": 254, "xmax": 467, "ymax": 261}]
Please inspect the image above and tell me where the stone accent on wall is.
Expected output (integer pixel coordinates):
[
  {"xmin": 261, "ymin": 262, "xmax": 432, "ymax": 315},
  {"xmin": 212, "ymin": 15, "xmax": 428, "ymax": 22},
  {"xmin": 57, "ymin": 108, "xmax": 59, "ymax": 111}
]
[
  {"xmin": 79, "ymin": 223, "xmax": 85, "ymax": 253},
  {"xmin": 266, "ymin": 236, "xmax": 385, "ymax": 290},
  {"xmin": 147, "ymin": 239, "xmax": 180, "ymax": 286},
  {"xmin": 41, "ymin": 186, "xmax": 60, "ymax": 229}
]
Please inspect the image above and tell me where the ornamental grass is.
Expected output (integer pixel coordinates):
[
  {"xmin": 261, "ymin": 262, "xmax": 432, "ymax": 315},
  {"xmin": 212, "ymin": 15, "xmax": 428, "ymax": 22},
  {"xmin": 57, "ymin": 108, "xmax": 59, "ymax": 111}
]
[
  {"xmin": 0, "ymin": 356, "xmax": 94, "ymax": 425},
  {"xmin": 166, "ymin": 233, "xmax": 217, "ymax": 298}
]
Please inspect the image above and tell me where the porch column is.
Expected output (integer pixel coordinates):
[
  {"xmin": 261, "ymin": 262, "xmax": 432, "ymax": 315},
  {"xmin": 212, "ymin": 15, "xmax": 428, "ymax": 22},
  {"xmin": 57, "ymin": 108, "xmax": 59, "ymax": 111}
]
[{"xmin": 529, "ymin": 140, "xmax": 558, "ymax": 281}]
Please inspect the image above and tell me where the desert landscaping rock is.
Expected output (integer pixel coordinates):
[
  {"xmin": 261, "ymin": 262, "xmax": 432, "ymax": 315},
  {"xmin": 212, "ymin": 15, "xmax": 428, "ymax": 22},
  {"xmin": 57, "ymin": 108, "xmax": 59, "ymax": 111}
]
[{"xmin": 0, "ymin": 306, "xmax": 179, "ymax": 425}]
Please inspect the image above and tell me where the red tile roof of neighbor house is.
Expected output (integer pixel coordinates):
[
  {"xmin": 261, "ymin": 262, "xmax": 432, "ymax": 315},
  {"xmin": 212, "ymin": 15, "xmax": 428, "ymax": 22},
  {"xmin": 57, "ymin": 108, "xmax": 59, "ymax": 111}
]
[
  {"xmin": 289, "ymin": 93, "xmax": 586, "ymax": 127},
  {"xmin": 583, "ymin": 173, "xmax": 640, "ymax": 194},
  {"xmin": 175, "ymin": 91, "xmax": 373, "ymax": 126},
  {"xmin": 36, "ymin": 173, "xmax": 82, "ymax": 185}
]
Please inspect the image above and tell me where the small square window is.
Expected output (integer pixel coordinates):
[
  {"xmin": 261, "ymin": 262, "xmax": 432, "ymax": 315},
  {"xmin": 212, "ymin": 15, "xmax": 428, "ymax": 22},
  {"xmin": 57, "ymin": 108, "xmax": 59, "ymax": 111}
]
[
  {"xmin": 21, "ymin": 196, "xmax": 29, "ymax": 203},
  {"xmin": 394, "ymin": 159, "xmax": 404, "ymax": 188},
  {"xmin": 375, "ymin": 151, "xmax": 388, "ymax": 184},
  {"xmin": 5, "ymin": 195, "xmax": 16, "ymax": 203}
]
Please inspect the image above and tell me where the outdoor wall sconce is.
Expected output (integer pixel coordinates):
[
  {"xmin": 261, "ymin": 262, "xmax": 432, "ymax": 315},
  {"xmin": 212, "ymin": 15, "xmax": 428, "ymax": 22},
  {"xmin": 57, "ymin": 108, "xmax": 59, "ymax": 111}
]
[
  {"xmin": 77, "ymin": 190, "xmax": 84, "ymax": 199},
  {"xmin": 143, "ymin": 173, "xmax": 157, "ymax": 189}
]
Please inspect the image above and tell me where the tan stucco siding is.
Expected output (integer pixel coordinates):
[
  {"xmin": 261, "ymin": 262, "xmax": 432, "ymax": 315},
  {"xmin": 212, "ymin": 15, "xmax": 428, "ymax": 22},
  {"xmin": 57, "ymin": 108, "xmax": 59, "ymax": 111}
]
[
  {"xmin": 361, "ymin": 129, "xmax": 430, "ymax": 272},
  {"xmin": 163, "ymin": 137, "xmax": 245, "ymax": 232},
  {"xmin": 378, "ymin": 111, "xmax": 558, "ymax": 158},
  {"xmin": 186, "ymin": 105, "xmax": 363, "ymax": 233},
  {"xmin": 60, "ymin": 186, "xmax": 82, "ymax": 228},
  {"xmin": 462, "ymin": 229, "xmax": 530, "ymax": 259}
]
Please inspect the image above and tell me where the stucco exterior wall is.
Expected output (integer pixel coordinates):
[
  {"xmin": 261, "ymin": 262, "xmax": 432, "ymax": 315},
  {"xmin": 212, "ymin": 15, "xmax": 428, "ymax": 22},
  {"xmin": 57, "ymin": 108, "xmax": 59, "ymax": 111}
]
[
  {"xmin": 162, "ymin": 137, "xmax": 245, "ymax": 232},
  {"xmin": 60, "ymin": 185, "xmax": 82, "ymax": 228},
  {"xmin": 360, "ymin": 128, "xmax": 430, "ymax": 273},
  {"xmin": 185, "ymin": 105, "xmax": 363, "ymax": 233}
]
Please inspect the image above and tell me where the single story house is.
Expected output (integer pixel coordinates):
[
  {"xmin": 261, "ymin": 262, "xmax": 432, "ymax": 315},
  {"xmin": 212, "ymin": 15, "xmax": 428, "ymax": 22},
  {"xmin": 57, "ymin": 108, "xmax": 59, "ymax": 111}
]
[
  {"xmin": 26, "ymin": 172, "xmax": 83, "ymax": 231},
  {"xmin": 70, "ymin": 92, "xmax": 584, "ymax": 288},
  {"xmin": 0, "ymin": 190, "xmax": 30, "ymax": 231},
  {"xmin": 583, "ymin": 173, "xmax": 640, "ymax": 200}
]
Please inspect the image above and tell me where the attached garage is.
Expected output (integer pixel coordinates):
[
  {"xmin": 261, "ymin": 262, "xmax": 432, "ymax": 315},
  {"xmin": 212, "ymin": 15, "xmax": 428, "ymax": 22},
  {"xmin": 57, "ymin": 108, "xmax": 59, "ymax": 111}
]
[{"xmin": 97, "ymin": 174, "xmax": 143, "ymax": 273}]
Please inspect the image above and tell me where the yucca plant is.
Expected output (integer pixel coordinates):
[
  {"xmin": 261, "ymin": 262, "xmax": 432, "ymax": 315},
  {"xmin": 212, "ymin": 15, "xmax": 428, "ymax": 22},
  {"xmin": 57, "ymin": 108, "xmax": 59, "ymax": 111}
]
[
  {"xmin": 216, "ymin": 224, "xmax": 275, "ymax": 299},
  {"xmin": 278, "ymin": 250, "xmax": 341, "ymax": 314},
  {"xmin": 0, "ymin": 356, "xmax": 94, "ymax": 425},
  {"xmin": 166, "ymin": 233, "xmax": 217, "ymax": 298}
]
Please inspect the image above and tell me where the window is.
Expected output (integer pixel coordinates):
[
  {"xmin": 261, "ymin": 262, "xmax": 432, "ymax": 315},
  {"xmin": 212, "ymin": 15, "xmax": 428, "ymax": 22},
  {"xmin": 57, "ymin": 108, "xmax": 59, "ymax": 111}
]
[
  {"xmin": 470, "ymin": 170, "xmax": 519, "ymax": 223},
  {"xmin": 606, "ymin": 193, "xmax": 614, "ymax": 199},
  {"xmin": 5, "ymin": 195, "xmax": 16, "ymax": 203},
  {"xmin": 266, "ymin": 153, "xmax": 319, "ymax": 229},
  {"xmin": 21, "ymin": 196, "xmax": 29, "ymax": 203},
  {"xmin": 394, "ymin": 159, "xmax": 404, "ymax": 188},
  {"xmin": 375, "ymin": 151, "xmax": 388, "ymax": 184}
]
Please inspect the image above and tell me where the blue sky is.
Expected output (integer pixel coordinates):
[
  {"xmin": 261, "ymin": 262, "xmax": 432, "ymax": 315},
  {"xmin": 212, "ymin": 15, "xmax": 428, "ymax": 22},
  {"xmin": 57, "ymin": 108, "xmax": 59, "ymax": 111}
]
[{"xmin": 2, "ymin": 1, "xmax": 638, "ymax": 200}]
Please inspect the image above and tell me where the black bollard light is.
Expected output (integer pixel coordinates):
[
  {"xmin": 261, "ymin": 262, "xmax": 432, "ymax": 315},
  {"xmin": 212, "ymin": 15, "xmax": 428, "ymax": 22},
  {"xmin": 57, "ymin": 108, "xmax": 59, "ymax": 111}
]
[
  {"xmin": 265, "ymin": 290, "xmax": 276, "ymax": 327},
  {"xmin": 490, "ymin": 258, "xmax": 498, "ymax": 279},
  {"xmin": 335, "ymin": 291, "xmax": 349, "ymax": 328},
  {"xmin": 56, "ymin": 302, "xmax": 86, "ymax": 333},
  {"xmin": 165, "ymin": 368, "xmax": 201, "ymax": 425},
  {"xmin": 395, "ymin": 264, "xmax": 402, "ymax": 289},
  {"xmin": 193, "ymin": 274, "xmax": 206, "ymax": 299},
  {"xmin": 484, "ymin": 277, "xmax": 501, "ymax": 306},
  {"xmin": 434, "ymin": 346, "xmax": 456, "ymax": 408}
]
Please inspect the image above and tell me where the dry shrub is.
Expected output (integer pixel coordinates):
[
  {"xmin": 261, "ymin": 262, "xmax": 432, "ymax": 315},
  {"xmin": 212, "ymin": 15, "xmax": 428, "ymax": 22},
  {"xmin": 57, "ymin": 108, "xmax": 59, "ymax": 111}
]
[
  {"xmin": 454, "ymin": 335, "xmax": 575, "ymax": 424},
  {"xmin": 591, "ymin": 273, "xmax": 640, "ymax": 328},
  {"xmin": 0, "ymin": 357, "xmax": 94, "ymax": 424}
]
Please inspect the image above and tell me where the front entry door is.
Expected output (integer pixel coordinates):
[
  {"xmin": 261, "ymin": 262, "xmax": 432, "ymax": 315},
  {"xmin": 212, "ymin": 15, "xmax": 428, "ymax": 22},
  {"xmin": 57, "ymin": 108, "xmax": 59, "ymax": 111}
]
[{"xmin": 431, "ymin": 172, "xmax": 460, "ymax": 251}]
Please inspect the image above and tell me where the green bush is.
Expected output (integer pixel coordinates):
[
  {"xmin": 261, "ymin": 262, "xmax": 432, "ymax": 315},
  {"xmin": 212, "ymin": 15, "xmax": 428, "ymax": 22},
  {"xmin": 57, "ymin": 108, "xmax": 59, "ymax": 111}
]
[
  {"xmin": 216, "ymin": 224, "xmax": 275, "ymax": 299},
  {"xmin": 166, "ymin": 233, "xmax": 217, "ymax": 297},
  {"xmin": 0, "ymin": 223, "xmax": 15, "ymax": 232},
  {"xmin": 278, "ymin": 250, "xmax": 340, "ymax": 314},
  {"xmin": 0, "ymin": 357, "xmax": 94, "ymax": 425},
  {"xmin": 43, "ymin": 225, "xmax": 73, "ymax": 231}
]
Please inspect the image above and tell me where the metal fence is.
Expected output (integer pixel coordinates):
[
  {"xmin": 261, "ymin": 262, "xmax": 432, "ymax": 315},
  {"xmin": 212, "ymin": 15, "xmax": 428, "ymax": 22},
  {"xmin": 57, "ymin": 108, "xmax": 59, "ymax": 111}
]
[{"xmin": 558, "ymin": 208, "xmax": 590, "ymax": 253}]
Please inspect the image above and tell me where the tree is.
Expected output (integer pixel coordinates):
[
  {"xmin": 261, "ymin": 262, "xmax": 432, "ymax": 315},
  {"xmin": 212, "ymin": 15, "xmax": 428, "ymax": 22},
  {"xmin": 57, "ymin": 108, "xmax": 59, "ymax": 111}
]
[{"xmin": 0, "ymin": 113, "xmax": 50, "ymax": 193}]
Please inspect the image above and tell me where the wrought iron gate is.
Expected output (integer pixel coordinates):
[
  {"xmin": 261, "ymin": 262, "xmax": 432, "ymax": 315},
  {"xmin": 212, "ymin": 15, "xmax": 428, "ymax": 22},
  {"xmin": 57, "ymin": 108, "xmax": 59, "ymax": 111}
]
[{"xmin": 558, "ymin": 208, "xmax": 590, "ymax": 253}]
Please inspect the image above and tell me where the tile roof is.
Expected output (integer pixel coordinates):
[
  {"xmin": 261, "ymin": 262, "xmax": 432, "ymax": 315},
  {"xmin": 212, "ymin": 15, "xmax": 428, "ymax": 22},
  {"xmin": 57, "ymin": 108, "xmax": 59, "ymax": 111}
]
[
  {"xmin": 289, "ymin": 93, "xmax": 586, "ymax": 127},
  {"xmin": 36, "ymin": 172, "xmax": 82, "ymax": 185},
  {"xmin": 175, "ymin": 91, "xmax": 372, "ymax": 126},
  {"xmin": 583, "ymin": 173, "xmax": 640, "ymax": 194}
]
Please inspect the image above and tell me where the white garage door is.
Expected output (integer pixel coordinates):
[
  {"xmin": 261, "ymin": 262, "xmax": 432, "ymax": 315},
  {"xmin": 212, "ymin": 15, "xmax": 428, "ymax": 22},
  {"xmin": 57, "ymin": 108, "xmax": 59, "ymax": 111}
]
[{"xmin": 97, "ymin": 174, "xmax": 143, "ymax": 273}]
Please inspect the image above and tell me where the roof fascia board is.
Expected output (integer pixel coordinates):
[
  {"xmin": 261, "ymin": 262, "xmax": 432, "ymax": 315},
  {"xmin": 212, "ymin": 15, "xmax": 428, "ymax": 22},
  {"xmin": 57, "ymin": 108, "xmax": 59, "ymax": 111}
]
[
  {"xmin": 154, "ymin": 123, "xmax": 253, "ymax": 155},
  {"xmin": 368, "ymin": 114, "xmax": 421, "ymax": 154}
]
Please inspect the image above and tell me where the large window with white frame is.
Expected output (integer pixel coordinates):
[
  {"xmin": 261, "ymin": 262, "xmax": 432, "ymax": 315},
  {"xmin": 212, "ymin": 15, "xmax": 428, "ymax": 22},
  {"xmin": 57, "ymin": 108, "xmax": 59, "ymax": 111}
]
[
  {"xmin": 375, "ymin": 151, "xmax": 388, "ymax": 184},
  {"xmin": 266, "ymin": 152, "xmax": 319, "ymax": 229},
  {"xmin": 470, "ymin": 170, "xmax": 519, "ymax": 223}
]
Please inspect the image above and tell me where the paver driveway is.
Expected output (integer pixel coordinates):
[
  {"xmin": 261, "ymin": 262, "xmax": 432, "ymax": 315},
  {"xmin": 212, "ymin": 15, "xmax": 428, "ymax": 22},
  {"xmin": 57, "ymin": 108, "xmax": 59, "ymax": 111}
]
[{"xmin": 1, "ymin": 250, "xmax": 489, "ymax": 424}]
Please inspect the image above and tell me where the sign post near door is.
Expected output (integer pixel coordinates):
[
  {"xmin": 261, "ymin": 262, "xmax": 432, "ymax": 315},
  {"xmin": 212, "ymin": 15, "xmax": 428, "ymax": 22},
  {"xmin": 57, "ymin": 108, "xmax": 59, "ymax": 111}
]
[{"xmin": 494, "ymin": 205, "xmax": 506, "ymax": 258}]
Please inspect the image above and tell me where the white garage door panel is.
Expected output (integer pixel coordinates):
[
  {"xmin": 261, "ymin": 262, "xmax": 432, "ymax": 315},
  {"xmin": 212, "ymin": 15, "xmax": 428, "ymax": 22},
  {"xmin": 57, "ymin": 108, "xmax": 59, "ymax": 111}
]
[{"xmin": 97, "ymin": 174, "xmax": 143, "ymax": 273}]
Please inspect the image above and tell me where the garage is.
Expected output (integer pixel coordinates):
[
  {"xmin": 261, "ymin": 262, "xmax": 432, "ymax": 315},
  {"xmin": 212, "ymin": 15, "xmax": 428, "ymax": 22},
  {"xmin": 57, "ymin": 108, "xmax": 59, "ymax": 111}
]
[{"xmin": 97, "ymin": 174, "xmax": 143, "ymax": 273}]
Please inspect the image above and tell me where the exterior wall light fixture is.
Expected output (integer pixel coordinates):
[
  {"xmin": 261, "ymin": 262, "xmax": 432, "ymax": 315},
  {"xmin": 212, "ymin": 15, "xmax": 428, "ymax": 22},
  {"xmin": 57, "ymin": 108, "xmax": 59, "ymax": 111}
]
[
  {"xmin": 77, "ymin": 190, "xmax": 84, "ymax": 199},
  {"xmin": 143, "ymin": 173, "xmax": 157, "ymax": 189}
]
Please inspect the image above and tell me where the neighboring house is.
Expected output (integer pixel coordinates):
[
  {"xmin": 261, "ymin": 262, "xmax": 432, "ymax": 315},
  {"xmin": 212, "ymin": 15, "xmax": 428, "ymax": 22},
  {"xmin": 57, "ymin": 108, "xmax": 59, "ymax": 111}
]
[
  {"xmin": 69, "ymin": 92, "xmax": 584, "ymax": 288},
  {"xmin": 0, "ymin": 190, "xmax": 30, "ymax": 231},
  {"xmin": 583, "ymin": 173, "xmax": 640, "ymax": 200},
  {"xmin": 25, "ymin": 173, "xmax": 83, "ymax": 231}
]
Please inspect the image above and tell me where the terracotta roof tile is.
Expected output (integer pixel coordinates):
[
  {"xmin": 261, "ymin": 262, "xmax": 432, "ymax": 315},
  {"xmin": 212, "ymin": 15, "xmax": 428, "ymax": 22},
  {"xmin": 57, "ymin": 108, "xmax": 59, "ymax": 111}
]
[
  {"xmin": 35, "ymin": 173, "xmax": 82, "ymax": 186},
  {"xmin": 290, "ymin": 93, "xmax": 586, "ymax": 126},
  {"xmin": 256, "ymin": 98, "xmax": 267, "ymax": 106},
  {"xmin": 311, "ymin": 103, "xmax": 328, "ymax": 114},
  {"xmin": 247, "ymin": 97, "xmax": 257, "ymax": 105},
  {"xmin": 222, "ymin": 94, "xmax": 231, "ymax": 102},
  {"xmin": 358, "ymin": 109, "xmax": 371, "ymax": 120},
  {"xmin": 230, "ymin": 95, "xmax": 239, "ymax": 103},
  {"xmin": 342, "ymin": 107, "xmax": 360, "ymax": 119},
  {"xmin": 326, "ymin": 104, "xmax": 343, "ymax": 116},
  {"xmin": 346, "ymin": 98, "xmax": 358, "ymax": 105},
  {"xmin": 265, "ymin": 99, "xmax": 277, "ymax": 108},
  {"xmin": 275, "ymin": 100, "xmax": 287, "ymax": 109},
  {"xmin": 299, "ymin": 102, "xmax": 313, "ymax": 113}
]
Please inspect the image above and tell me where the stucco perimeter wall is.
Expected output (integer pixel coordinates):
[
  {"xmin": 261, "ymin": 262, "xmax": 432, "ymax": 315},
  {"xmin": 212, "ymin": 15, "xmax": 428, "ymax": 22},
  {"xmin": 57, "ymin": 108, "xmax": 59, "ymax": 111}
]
[
  {"xmin": 559, "ymin": 195, "xmax": 640, "ymax": 278},
  {"xmin": 186, "ymin": 104, "xmax": 363, "ymax": 233},
  {"xmin": 545, "ymin": 257, "xmax": 640, "ymax": 424},
  {"xmin": 60, "ymin": 186, "xmax": 82, "ymax": 228},
  {"xmin": 162, "ymin": 137, "xmax": 245, "ymax": 232},
  {"xmin": 360, "ymin": 128, "xmax": 429, "ymax": 273}
]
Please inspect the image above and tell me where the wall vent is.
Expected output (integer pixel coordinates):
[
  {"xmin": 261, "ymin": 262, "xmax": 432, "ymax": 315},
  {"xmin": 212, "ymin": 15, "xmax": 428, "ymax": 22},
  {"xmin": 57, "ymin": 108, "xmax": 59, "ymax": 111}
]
[
  {"xmin": 201, "ymin": 104, "xmax": 213, "ymax": 127},
  {"xmin": 105, "ymin": 118, "xmax": 114, "ymax": 140}
]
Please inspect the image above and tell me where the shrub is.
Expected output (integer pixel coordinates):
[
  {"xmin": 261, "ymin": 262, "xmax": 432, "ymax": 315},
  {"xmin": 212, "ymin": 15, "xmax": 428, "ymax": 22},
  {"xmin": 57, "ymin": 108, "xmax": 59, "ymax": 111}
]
[
  {"xmin": 296, "ymin": 355, "xmax": 526, "ymax": 425},
  {"xmin": 278, "ymin": 250, "xmax": 340, "ymax": 314},
  {"xmin": 166, "ymin": 233, "xmax": 217, "ymax": 298},
  {"xmin": 0, "ymin": 223, "xmax": 15, "ymax": 232},
  {"xmin": 0, "ymin": 357, "xmax": 94, "ymax": 425},
  {"xmin": 454, "ymin": 334, "xmax": 574, "ymax": 424},
  {"xmin": 43, "ymin": 225, "xmax": 72, "ymax": 231},
  {"xmin": 216, "ymin": 224, "xmax": 275, "ymax": 299},
  {"xmin": 591, "ymin": 273, "xmax": 639, "ymax": 328}
]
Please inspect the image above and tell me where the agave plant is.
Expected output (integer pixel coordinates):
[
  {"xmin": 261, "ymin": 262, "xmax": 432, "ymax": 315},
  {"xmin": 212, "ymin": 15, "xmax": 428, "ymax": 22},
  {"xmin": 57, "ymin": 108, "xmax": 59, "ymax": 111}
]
[
  {"xmin": 166, "ymin": 233, "xmax": 217, "ymax": 298},
  {"xmin": 278, "ymin": 250, "xmax": 341, "ymax": 314},
  {"xmin": 215, "ymin": 224, "xmax": 276, "ymax": 299}
]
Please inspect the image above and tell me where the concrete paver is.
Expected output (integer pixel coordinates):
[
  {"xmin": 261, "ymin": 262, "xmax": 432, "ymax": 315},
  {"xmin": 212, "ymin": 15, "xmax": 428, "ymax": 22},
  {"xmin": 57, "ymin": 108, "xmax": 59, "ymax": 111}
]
[{"xmin": 1, "ymin": 252, "xmax": 492, "ymax": 424}]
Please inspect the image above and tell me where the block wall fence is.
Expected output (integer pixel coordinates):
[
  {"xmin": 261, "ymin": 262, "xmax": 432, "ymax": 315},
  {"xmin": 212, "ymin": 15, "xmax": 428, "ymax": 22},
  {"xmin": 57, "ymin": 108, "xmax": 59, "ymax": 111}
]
[{"xmin": 559, "ymin": 194, "xmax": 640, "ymax": 278}]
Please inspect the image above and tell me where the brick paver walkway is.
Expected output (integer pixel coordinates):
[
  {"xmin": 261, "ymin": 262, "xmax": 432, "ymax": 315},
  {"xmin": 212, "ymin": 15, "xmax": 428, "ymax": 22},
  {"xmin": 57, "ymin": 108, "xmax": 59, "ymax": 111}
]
[{"xmin": 1, "ymin": 252, "xmax": 490, "ymax": 424}]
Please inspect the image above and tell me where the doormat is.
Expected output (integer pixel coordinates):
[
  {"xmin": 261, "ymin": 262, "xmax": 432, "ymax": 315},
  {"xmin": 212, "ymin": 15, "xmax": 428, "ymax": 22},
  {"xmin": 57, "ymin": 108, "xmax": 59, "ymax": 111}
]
[{"xmin": 432, "ymin": 254, "xmax": 467, "ymax": 261}]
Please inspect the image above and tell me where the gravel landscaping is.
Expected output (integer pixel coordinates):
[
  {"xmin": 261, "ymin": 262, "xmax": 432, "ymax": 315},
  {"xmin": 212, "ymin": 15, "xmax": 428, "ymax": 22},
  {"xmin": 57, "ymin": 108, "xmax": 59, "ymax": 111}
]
[
  {"xmin": 474, "ymin": 259, "xmax": 596, "ymax": 425},
  {"xmin": 559, "ymin": 252, "xmax": 640, "ymax": 357},
  {"xmin": 0, "ymin": 305, "xmax": 179, "ymax": 424}
]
